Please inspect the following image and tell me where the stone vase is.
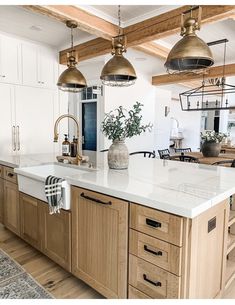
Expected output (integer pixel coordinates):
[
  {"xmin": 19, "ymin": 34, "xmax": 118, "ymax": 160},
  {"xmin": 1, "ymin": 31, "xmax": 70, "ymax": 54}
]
[
  {"xmin": 201, "ymin": 142, "xmax": 221, "ymax": 157},
  {"xmin": 108, "ymin": 139, "xmax": 129, "ymax": 169}
]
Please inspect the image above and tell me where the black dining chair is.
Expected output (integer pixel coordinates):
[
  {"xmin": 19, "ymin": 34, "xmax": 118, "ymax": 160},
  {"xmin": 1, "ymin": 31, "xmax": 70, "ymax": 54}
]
[
  {"xmin": 173, "ymin": 155, "xmax": 199, "ymax": 163},
  {"xmin": 100, "ymin": 149, "xmax": 109, "ymax": 152},
  {"xmin": 212, "ymin": 159, "xmax": 235, "ymax": 167},
  {"xmin": 174, "ymin": 147, "xmax": 192, "ymax": 153},
  {"xmin": 129, "ymin": 151, "xmax": 156, "ymax": 158},
  {"xmin": 158, "ymin": 149, "xmax": 170, "ymax": 160}
]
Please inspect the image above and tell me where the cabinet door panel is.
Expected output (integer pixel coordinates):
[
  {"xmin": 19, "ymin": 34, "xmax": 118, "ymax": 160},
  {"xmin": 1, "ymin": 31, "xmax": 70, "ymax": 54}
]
[
  {"xmin": 4, "ymin": 180, "xmax": 20, "ymax": 236},
  {"xmin": 22, "ymin": 43, "xmax": 38, "ymax": 86},
  {"xmin": 72, "ymin": 187, "xmax": 128, "ymax": 299},
  {"xmin": 0, "ymin": 178, "xmax": 4, "ymax": 224},
  {"xmin": 0, "ymin": 83, "xmax": 15, "ymax": 155},
  {"xmin": 15, "ymin": 86, "xmax": 55, "ymax": 154},
  {"xmin": 39, "ymin": 47, "xmax": 55, "ymax": 88},
  {"xmin": 20, "ymin": 193, "xmax": 40, "ymax": 249},
  {"xmin": 39, "ymin": 201, "xmax": 71, "ymax": 271},
  {"xmin": 0, "ymin": 35, "xmax": 21, "ymax": 84}
]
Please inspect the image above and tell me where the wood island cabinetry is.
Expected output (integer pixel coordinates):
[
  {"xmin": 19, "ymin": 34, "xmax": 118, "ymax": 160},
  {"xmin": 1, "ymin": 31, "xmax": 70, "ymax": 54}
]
[{"xmin": 71, "ymin": 187, "xmax": 128, "ymax": 299}]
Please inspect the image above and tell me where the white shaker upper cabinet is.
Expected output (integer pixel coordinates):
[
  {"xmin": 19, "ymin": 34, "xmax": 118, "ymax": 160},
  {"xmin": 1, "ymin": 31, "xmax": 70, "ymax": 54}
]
[
  {"xmin": 21, "ymin": 43, "xmax": 38, "ymax": 87},
  {"xmin": 14, "ymin": 85, "xmax": 55, "ymax": 154},
  {"xmin": 0, "ymin": 83, "xmax": 16, "ymax": 155},
  {"xmin": 38, "ymin": 46, "xmax": 56, "ymax": 89},
  {"xmin": 0, "ymin": 35, "xmax": 21, "ymax": 85},
  {"xmin": 22, "ymin": 43, "xmax": 56, "ymax": 89}
]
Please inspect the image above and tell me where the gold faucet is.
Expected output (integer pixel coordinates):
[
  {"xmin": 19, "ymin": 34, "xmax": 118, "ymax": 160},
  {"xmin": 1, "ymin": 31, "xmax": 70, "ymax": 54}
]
[{"xmin": 53, "ymin": 114, "xmax": 83, "ymax": 164}]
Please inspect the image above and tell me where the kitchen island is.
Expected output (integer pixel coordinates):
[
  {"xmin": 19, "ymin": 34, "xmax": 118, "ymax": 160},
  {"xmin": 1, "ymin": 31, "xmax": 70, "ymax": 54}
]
[{"xmin": 0, "ymin": 152, "xmax": 235, "ymax": 298}]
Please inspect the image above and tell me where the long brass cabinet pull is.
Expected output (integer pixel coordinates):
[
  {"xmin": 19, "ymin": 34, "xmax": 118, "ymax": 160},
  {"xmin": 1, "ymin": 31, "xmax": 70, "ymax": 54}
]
[
  {"xmin": 16, "ymin": 126, "xmax": 20, "ymax": 151},
  {"xmin": 144, "ymin": 245, "xmax": 163, "ymax": 256},
  {"xmin": 80, "ymin": 192, "xmax": 112, "ymax": 205},
  {"xmin": 12, "ymin": 126, "xmax": 16, "ymax": 151},
  {"xmin": 146, "ymin": 218, "xmax": 162, "ymax": 228},
  {"xmin": 143, "ymin": 274, "xmax": 161, "ymax": 287}
]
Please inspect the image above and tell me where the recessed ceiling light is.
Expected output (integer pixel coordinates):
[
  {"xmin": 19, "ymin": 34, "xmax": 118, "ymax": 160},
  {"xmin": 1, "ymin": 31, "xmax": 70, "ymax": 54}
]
[
  {"xmin": 30, "ymin": 25, "xmax": 43, "ymax": 31},
  {"xmin": 135, "ymin": 57, "xmax": 147, "ymax": 61}
]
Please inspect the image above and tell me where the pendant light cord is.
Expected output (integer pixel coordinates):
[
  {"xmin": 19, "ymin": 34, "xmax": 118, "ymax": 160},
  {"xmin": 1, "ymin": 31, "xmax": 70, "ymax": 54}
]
[
  {"xmin": 118, "ymin": 5, "xmax": 121, "ymax": 36},
  {"xmin": 71, "ymin": 26, "xmax": 74, "ymax": 50}
]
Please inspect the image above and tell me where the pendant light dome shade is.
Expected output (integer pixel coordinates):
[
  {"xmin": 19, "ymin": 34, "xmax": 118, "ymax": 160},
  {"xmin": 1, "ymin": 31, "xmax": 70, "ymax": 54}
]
[
  {"xmin": 57, "ymin": 55, "xmax": 87, "ymax": 92},
  {"xmin": 100, "ymin": 6, "xmax": 137, "ymax": 87},
  {"xmin": 57, "ymin": 20, "xmax": 87, "ymax": 93},
  {"xmin": 100, "ymin": 51, "xmax": 137, "ymax": 87},
  {"xmin": 165, "ymin": 14, "xmax": 214, "ymax": 73}
]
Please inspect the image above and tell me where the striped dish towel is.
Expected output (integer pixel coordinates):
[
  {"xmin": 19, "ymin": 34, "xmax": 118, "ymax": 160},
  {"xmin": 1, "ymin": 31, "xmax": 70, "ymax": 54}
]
[{"xmin": 45, "ymin": 175, "xmax": 64, "ymax": 214}]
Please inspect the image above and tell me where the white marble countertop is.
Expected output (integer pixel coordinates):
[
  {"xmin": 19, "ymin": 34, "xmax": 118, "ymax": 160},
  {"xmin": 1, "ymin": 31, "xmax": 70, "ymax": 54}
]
[{"xmin": 1, "ymin": 152, "xmax": 235, "ymax": 218}]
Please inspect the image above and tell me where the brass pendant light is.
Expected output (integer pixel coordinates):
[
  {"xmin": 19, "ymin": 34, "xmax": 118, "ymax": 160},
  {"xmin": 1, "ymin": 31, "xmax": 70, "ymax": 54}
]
[
  {"xmin": 165, "ymin": 6, "xmax": 214, "ymax": 73},
  {"xmin": 57, "ymin": 20, "xmax": 87, "ymax": 92},
  {"xmin": 100, "ymin": 5, "xmax": 137, "ymax": 87}
]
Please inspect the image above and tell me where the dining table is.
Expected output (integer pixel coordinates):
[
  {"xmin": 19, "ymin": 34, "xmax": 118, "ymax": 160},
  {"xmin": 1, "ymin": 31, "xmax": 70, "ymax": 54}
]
[{"xmin": 170, "ymin": 151, "xmax": 235, "ymax": 165}]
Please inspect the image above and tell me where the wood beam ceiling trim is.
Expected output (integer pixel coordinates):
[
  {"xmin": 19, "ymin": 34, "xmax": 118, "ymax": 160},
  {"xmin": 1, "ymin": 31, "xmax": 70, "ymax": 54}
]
[
  {"xmin": 123, "ymin": 5, "xmax": 235, "ymax": 46},
  {"xmin": 152, "ymin": 63, "xmax": 235, "ymax": 86},
  {"xmin": 59, "ymin": 37, "xmax": 111, "ymax": 64}
]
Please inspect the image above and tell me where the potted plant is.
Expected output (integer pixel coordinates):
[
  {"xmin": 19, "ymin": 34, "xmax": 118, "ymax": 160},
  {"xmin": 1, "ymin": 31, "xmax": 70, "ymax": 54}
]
[
  {"xmin": 101, "ymin": 102, "xmax": 152, "ymax": 169},
  {"xmin": 200, "ymin": 130, "xmax": 226, "ymax": 157}
]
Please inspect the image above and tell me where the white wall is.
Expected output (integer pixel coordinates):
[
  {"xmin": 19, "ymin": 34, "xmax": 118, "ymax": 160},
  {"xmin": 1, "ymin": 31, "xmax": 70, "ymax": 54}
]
[
  {"xmin": 154, "ymin": 88, "xmax": 171, "ymax": 150},
  {"xmin": 159, "ymin": 84, "xmax": 202, "ymax": 151},
  {"xmin": 103, "ymin": 49, "xmax": 160, "ymax": 153}
]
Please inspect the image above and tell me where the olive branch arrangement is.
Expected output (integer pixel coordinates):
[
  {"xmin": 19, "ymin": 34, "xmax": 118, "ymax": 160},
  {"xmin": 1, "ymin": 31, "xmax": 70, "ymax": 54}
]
[{"xmin": 101, "ymin": 102, "xmax": 153, "ymax": 142}]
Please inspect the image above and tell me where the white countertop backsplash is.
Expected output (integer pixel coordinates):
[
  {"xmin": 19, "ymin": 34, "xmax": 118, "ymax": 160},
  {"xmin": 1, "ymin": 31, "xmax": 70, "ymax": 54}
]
[{"xmin": 1, "ymin": 152, "xmax": 235, "ymax": 218}]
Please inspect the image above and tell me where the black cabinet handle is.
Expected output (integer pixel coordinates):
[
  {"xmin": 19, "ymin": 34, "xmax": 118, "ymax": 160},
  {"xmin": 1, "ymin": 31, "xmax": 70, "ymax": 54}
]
[
  {"xmin": 143, "ymin": 274, "xmax": 161, "ymax": 287},
  {"xmin": 146, "ymin": 218, "xmax": 161, "ymax": 228},
  {"xmin": 144, "ymin": 245, "xmax": 162, "ymax": 256},
  {"xmin": 80, "ymin": 192, "xmax": 112, "ymax": 205},
  {"xmin": 7, "ymin": 173, "xmax": 14, "ymax": 177}
]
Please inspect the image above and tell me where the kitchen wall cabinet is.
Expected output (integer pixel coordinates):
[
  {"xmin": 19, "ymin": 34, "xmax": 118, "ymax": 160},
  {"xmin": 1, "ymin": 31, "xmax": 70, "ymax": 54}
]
[
  {"xmin": 22, "ymin": 42, "xmax": 55, "ymax": 89},
  {"xmin": 4, "ymin": 180, "xmax": 20, "ymax": 236},
  {"xmin": 71, "ymin": 187, "xmax": 128, "ymax": 299},
  {"xmin": 14, "ymin": 86, "xmax": 55, "ymax": 154},
  {"xmin": 20, "ymin": 193, "xmax": 40, "ymax": 250},
  {"xmin": 38, "ymin": 200, "xmax": 71, "ymax": 272},
  {"xmin": 0, "ymin": 83, "xmax": 15, "ymax": 155},
  {"xmin": 0, "ymin": 34, "xmax": 21, "ymax": 84}
]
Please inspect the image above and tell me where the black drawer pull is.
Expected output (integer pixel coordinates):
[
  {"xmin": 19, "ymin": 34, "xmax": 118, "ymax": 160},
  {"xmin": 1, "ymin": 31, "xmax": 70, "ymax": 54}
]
[
  {"xmin": 7, "ymin": 173, "xmax": 14, "ymax": 177},
  {"xmin": 146, "ymin": 218, "xmax": 161, "ymax": 228},
  {"xmin": 80, "ymin": 192, "xmax": 112, "ymax": 205},
  {"xmin": 143, "ymin": 274, "xmax": 161, "ymax": 287},
  {"xmin": 144, "ymin": 245, "xmax": 162, "ymax": 256}
]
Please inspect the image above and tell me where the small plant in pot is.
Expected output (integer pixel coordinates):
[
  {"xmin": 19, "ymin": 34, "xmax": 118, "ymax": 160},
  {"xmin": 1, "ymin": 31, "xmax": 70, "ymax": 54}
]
[
  {"xmin": 200, "ymin": 130, "xmax": 227, "ymax": 157},
  {"xmin": 101, "ymin": 102, "xmax": 152, "ymax": 169}
]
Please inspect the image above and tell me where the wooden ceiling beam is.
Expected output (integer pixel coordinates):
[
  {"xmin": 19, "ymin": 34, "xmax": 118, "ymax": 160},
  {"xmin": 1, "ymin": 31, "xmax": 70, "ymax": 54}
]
[
  {"xmin": 152, "ymin": 63, "xmax": 235, "ymax": 86},
  {"xmin": 124, "ymin": 5, "xmax": 235, "ymax": 46},
  {"xmin": 23, "ymin": 5, "xmax": 235, "ymax": 65}
]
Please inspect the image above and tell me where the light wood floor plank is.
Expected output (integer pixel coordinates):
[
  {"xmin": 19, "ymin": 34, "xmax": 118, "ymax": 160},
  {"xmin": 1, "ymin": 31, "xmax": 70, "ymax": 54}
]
[{"xmin": 0, "ymin": 224, "xmax": 103, "ymax": 299}]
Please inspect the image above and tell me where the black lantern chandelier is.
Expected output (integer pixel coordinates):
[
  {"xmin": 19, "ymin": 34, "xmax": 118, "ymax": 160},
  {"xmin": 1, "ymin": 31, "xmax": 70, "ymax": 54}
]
[{"xmin": 179, "ymin": 39, "xmax": 235, "ymax": 111}]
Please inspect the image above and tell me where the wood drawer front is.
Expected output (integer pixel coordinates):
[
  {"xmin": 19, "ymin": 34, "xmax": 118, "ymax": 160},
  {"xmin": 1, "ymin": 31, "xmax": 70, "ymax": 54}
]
[
  {"xmin": 130, "ymin": 204, "xmax": 183, "ymax": 246},
  {"xmin": 128, "ymin": 285, "xmax": 151, "ymax": 299},
  {"xmin": 129, "ymin": 229, "xmax": 182, "ymax": 276},
  {"xmin": 3, "ymin": 166, "xmax": 17, "ymax": 184},
  {"xmin": 129, "ymin": 255, "xmax": 180, "ymax": 299},
  {"xmin": 0, "ymin": 165, "xmax": 3, "ymax": 178}
]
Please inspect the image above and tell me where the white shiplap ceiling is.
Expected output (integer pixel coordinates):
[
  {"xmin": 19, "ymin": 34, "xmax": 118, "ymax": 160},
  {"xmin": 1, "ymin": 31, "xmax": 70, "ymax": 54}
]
[
  {"xmin": 0, "ymin": 6, "xmax": 94, "ymax": 48},
  {"xmin": 81, "ymin": 5, "xmax": 180, "ymax": 27}
]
